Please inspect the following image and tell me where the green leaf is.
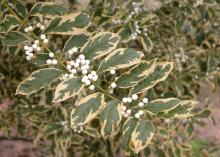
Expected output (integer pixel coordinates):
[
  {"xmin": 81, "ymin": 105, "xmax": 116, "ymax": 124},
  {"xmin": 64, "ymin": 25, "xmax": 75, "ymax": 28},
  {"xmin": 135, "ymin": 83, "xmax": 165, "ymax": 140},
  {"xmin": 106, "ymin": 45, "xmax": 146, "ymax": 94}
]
[
  {"xmin": 71, "ymin": 93, "xmax": 104, "ymax": 126},
  {"xmin": 195, "ymin": 108, "xmax": 212, "ymax": 118},
  {"xmin": 0, "ymin": 15, "xmax": 19, "ymax": 33},
  {"xmin": 44, "ymin": 13, "xmax": 90, "ymax": 35},
  {"xmin": 118, "ymin": 26, "xmax": 132, "ymax": 42},
  {"xmin": 81, "ymin": 32, "xmax": 120, "ymax": 60},
  {"xmin": 53, "ymin": 77, "xmax": 84, "ymax": 102},
  {"xmin": 158, "ymin": 100, "xmax": 197, "ymax": 118},
  {"xmin": 122, "ymin": 118, "xmax": 138, "ymax": 154},
  {"xmin": 130, "ymin": 120, "xmax": 155, "ymax": 154},
  {"xmin": 116, "ymin": 59, "xmax": 156, "ymax": 88},
  {"xmin": 29, "ymin": 2, "xmax": 68, "ymax": 18},
  {"xmin": 1, "ymin": 31, "xmax": 29, "ymax": 46},
  {"xmin": 141, "ymin": 36, "xmax": 153, "ymax": 52},
  {"xmin": 98, "ymin": 48, "xmax": 143, "ymax": 73},
  {"xmin": 33, "ymin": 53, "xmax": 49, "ymax": 65},
  {"xmin": 63, "ymin": 33, "xmax": 90, "ymax": 53},
  {"xmin": 16, "ymin": 68, "xmax": 62, "ymax": 95},
  {"xmin": 100, "ymin": 100, "xmax": 122, "ymax": 137},
  {"xmin": 143, "ymin": 98, "xmax": 182, "ymax": 115},
  {"xmin": 83, "ymin": 126, "xmax": 101, "ymax": 138},
  {"xmin": 129, "ymin": 62, "xmax": 173, "ymax": 95},
  {"xmin": 14, "ymin": 2, "xmax": 28, "ymax": 18}
]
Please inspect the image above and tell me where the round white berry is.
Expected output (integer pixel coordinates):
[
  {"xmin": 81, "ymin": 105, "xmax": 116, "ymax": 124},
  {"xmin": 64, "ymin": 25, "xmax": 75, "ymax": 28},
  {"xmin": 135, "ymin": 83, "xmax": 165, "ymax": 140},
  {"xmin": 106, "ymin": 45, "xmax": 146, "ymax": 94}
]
[
  {"xmin": 26, "ymin": 55, "xmax": 31, "ymax": 60},
  {"xmin": 110, "ymin": 69, "xmax": 116, "ymax": 74},
  {"xmin": 76, "ymin": 58, "xmax": 81, "ymax": 63},
  {"xmin": 73, "ymin": 62, "xmax": 79, "ymax": 68},
  {"xmin": 81, "ymin": 76, "xmax": 88, "ymax": 83},
  {"xmin": 28, "ymin": 53, "xmax": 34, "ymax": 57},
  {"xmin": 127, "ymin": 97, "xmax": 132, "ymax": 103},
  {"xmin": 85, "ymin": 80, "xmax": 91, "ymax": 85},
  {"xmin": 67, "ymin": 65, "xmax": 72, "ymax": 70},
  {"xmin": 111, "ymin": 82, "xmax": 117, "ymax": 88},
  {"xmin": 80, "ymin": 59, "xmax": 86, "ymax": 65},
  {"xmin": 82, "ymin": 70, "xmax": 88, "ymax": 75},
  {"xmin": 123, "ymin": 113, "xmax": 129, "ymax": 118},
  {"xmin": 36, "ymin": 47, "xmax": 41, "ymax": 52},
  {"xmin": 69, "ymin": 61, "xmax": 75, "ymax": 65},
  {"xmin": 109, "ymin": 89, "xmax": 113, "ymax": 94},
  {"xmin": 43, "ymin": 39, "xmax": 48, "ymax": 44},
  {"xmin": 52, "ymin": 59, "xmax": 57, "ymax": 65},
  {"xmin": 89, "ymin": 85, "xmax": 95, "ymax": 91},
  {"xmin": 40, "ymin": 34, "xmax": 46, "ymax": 40},
  {"xmin": 49, "ymin": 52, "xmax": 54, "ymax": 58},
  {"xmin": 46, "ymin": 59, "xmax": 52, "ymax": 65},
  {"xmin": 132, "ymin": 94, "xmax": 138, "ymax": 100},
  {"xmin": 28, "ymin": 47, "xmax": 33, "ymax": 52},
  {"xmin": 69, "ymin": 73, "xmax": 74, "ymax": 78},
  {"xmin": 88, "ymin": 74, "xmax": 93, "ymax": 80},
  {"xmin": 72, "ymin": 47, "xmax": 78, "ymax": 53},
  {"xmin": 25, "ymin": 51, "xmax": 30, "ymax": 56},
  {"xmin": 71, "ymin": 69, "xmax": 77, "ymax": 74},
  {"xmin": 24, "ymin": 28, "xmax": 29, "ymax": 32},
  {"xmin": 64, "ymin": 73, "xmax": 69, "ymax": 78},
  {"xmin": 24, "ymin": 45, "xmax": 29, "ymax": 50},
  {"xmin": 121, "ymin": 105, "xmax": 126, "ymax": 111},
  {"xmin": 138, "ymin": 102, "xmax": 144, "ymax": 107},
  {"xmin": 126, "ymin": 109, "xmax": 131, "ymax": 114},
  {"xmin": 84, "ymin": 65, "xmax": 89, "ymax": 70},
  {"xmin": 36, "ymin": 23, "xmax": 41, "ymax": 28},
  {"xmin": 68, "ymin": 49, "xmax": 73, "ymax": 55},
  {"xmin": 138, "ymin": 110, "xmax": 144, "ymax": 115},
  {"xmin": 122, "ymin": 97, "xmax": 128, "ymax": 103},
  {"xmin": 40, "ymin": 25, "xmax": 45, "ymax": 30},
  {"xmin": 32, "ymin": 44, "xmax": 38, "ymax": 49},
  {"xmin": 143, "ymin": 98, "xmax": 148, "ymax": 103},
  {"xmin": 79, "ymin": 54, "xmax": 85, "ymax": 60},
  {"xmin": 135, "ymin": 113, "xmax": 140, "ymax": 119},
  {"xmin": 28, "ymin": 26, "xmax": 33, "ymax": 31},
  {"xmin": 91, "ymin": 71, "xmax": 96, "ymax": 76},
  {"xmin": 92, "ymin": 75, "xmax": 98, "ymax": 81}
]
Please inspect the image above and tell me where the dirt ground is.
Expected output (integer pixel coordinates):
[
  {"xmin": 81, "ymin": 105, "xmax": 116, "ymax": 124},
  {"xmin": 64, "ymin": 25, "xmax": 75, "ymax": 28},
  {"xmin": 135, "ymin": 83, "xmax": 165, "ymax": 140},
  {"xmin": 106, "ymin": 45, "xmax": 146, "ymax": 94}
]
[{"xmin": 0, "ymin": 82, "xmax": 219, "ymax": 157}]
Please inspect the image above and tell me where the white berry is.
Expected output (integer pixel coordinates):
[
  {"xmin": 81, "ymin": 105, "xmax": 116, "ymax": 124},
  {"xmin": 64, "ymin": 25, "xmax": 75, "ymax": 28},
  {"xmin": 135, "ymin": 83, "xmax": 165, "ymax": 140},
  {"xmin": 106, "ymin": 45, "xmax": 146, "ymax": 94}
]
[
  {"xmin": 47, "ymin": 59, "xmax": 52, "ymax": 65},
  {"xmin": 127, "ymin": 97, "xmax": 132, "ymax": 103},
  {"xmin": 24, "ymin": 28, "xmax": 29, "ymax": 32},
  {"xmin": 138, "ymin": 102, "xmax": 144, "ymax": 107},
  {"xmin": 89, "ymin": 85, "xmax": 95, "ymax": 91},
  {"xmin": 71, "ymin": 69, "xmax": 77, "ymax": 74},
  {"xmin": 135, "ymin": 113, "xmax": 140, "ymax": 118},
  {"xmin": 40, "ymin": 34, "xmax": 46, "ymax": 40},
  {"xmin": 43, "ymin": 39, "xmax": 48, "ymax": 43},
  {"xmin": 92, "ymin": 75, "xmax": 98, "ymax": 81},
  {"xmin": 138, "ymin": 110, "xmax": 144, "ymax": 115},
  {"xmin": 143, "ymin": 98, "xmax": 148, "ymax": 103},
  {"xmin": 52, "ymin": 59, "xmax": 57, "ymax": 65},
  {"xmin": 28, "ymin": 53, "xmax": 33, "ymax": 57},
  {"xmin": 26, "ymin": 56, "xmax": 31, "ymax": 60},
  {"xmin": 121, "ymin": 105, "xmax": 126, "ymax": 111},
  {"xmin": 32, "ymin": 44, "xmax": 38, "ymax": 49},
  {"xmin": 70, "ymin": 61, "xmax": 75, "ymax": 65},
  {"xmin": 69, "ymin": 73, "xmax": 74, "ymax": 78},
  {"xmin": 126, "ymin": 109, "xmax": 131, "ymax": 114},
  {"xmin": 88, "ymin": 74, "xmax": 93, "ymax": 80},
  {"xmin": 111, "ymin": 82, "xmax": 117, "ymax": 88},
  {"xmin": 132, "ymin": 94, "xmax": 138, "ymax": 100},
  {"xmin": 28, "ymin": 47, "xmax": 33, "ymax": 52},
  {"xmin": 24, "ymin": 45, "xmax": 29, "ymax": 50},
  {"xmin": 110, "ymin": 69, "xmax": 116, "ymax": 74},
  {"xmin": 72, "ymin": 47, "xmax": 78, "ymax": 53},
  {"xmin": 28, "ymin": 26, "xmax": 33, "ymax": 31},
  {"xmin": 85, "ymin": 60, "xmax": 90, "ymax": 65},
  {"xmin": 122, "ymin": 97, "xmax": 128, "ymax": 103},
  {"xmin": 40, "ymin": 25, "xmax": 45, "ymax": 30},
  {"xmin": 25, "ymin": 51, "xmax": 30, "ymax": 55},
  {"xmin": 49, "ymin": 52, "xmax": 54, "ymax": 58},
  {"xmin": 36, "ymin": 47, "xmax": 41, "ymax": 52},
  {"xmin": 74, "ymin": 62, "xmax": 79, "ymax": 68},
  {"xmin": 67, "ymin": 65, "xmax": 72, "ymax": 70},
  {"xmin": 82, "ymin": 70, "xmax": 88, "ymax": 75},
  {"xmin": 68, "ymin": 49, "xmax": 73, "ymax": 55},
  {"xmin": 85, "ymin": 80, "xmax": 91, "ymax": 85},
  {"xmin": 91, "ymin": 71, "xmax": 96, "ymax": 76},
  {"xmin": 79, "ymin": 54, "xmax": 85, "ymax": 60}
]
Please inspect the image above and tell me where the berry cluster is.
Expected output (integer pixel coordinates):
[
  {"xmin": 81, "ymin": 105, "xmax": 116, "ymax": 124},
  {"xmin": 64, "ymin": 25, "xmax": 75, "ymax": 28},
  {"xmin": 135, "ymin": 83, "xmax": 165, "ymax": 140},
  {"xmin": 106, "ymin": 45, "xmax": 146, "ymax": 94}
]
[
  {"xmin": 73, "ymin": 125, "xmax": 83, "ymax": 134},
  {"xmin": 23, "ymin": 40, "xmax": 41, "ymax": 61},
  {"xmin": 131, "ymin": 21, "xmax": 148, "ymax": 39},
  {"xmin": 121, "ymin": 95, "xmax": 148, "ymax": 119},
  {"xmin": 81, "ymin": 71, "xmax": 98, "ymax": 91},
  {"xmin": 60, "ymin": 121, "xmax": 69, "ymax": 132},
  {"xmin": 46, "ymin": 52, "xmax": 58, "ymax": 65}
]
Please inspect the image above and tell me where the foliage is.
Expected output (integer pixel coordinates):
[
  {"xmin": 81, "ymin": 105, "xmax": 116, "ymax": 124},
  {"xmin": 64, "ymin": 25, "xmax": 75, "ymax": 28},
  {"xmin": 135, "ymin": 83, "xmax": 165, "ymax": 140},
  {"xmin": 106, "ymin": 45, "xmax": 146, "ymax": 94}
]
[{"xmin": 0, "ymin": 0, "xmax": 219, "ymax": 157}]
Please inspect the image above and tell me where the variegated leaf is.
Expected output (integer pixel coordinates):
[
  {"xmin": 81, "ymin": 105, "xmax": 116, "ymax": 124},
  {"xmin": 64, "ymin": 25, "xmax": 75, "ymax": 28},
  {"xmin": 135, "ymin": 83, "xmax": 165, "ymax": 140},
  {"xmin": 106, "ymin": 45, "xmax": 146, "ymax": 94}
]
[
  {"xmin": 71, "ymin": 93, "xmax": 105, "ymax": 126},
  {"xmin": 44, "ymin": 13, "xmax": 90, "ymax": 35},
  {"xmin": 122, "ymin": 118, "xmax": 138, "ymax": 154},
  {"xmin": 1, "ymin": 31, "xmax": 29, "ymax": 46},
  {"xmin": 118, "ymin": 25, "xmax": 132, "ymax": 42},
  {"xmin": 130, "ymin": 120, "xmax": 155, "ymax": 154},
  {"xmin": 116, "ymin": 59, "xmax": 157, "ymax": 88},
  {"xmin": 81, "ymin": 32, "xmax": 120, "ymax": 60},
  {"xmin": 14, "ymin": 2, "xmax": 28, "ymax": 18},
  {"xmin": 0, "ymin": 15, "xmax": 19, "ymax": 33},
  {"xmin": 53, "ymin": 77, "xmax": 84, "ymax": 102},
  {"xmin": 100, "ymin": 100, "xmax": 122, "ymax": 137},
  {"xmin": 98, "ymin": 48, "xmax": 143, "ymax": 73},
  {"xmin": 29, "ymin": 2, "xmax": 68, "ymax": 18},
  {"xmin": 16, "ymin": 68, "xmax": 62, "ymax": 95},
  {"xmin": 83, "ymin": 126, "xmax": 101, "ymax": 138},
  {"xmin": 143, "ymin": 98, "xmax": 181, "ymax": 115},
  {"xmin": 63, "ymin": 33, "xmax": 90, "ymax": 53},
  {"xmin": 33, "ymin": 53, "xmax": 49, "ymax": 65},
  {"xmin": 130, "ymin": 62, "xmax": 173, "ymax": 95},
  {"xmin": 158, "ymin": 100, "xmax": 197, "ymax": 119}
]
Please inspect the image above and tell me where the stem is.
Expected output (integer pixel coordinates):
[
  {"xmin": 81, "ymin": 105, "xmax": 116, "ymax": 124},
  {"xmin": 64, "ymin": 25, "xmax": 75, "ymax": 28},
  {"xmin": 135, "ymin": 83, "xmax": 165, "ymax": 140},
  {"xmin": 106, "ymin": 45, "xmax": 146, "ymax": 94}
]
[{"xmin": 93, "ymin": 82, "xmax": 121, "ymax": 102}]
